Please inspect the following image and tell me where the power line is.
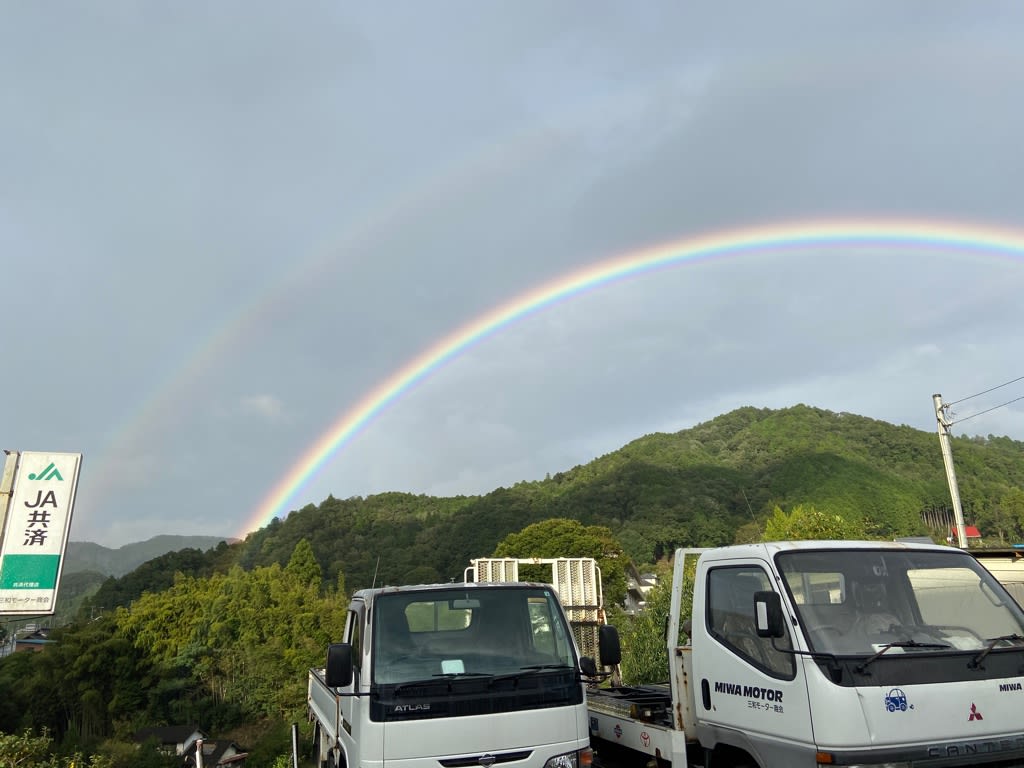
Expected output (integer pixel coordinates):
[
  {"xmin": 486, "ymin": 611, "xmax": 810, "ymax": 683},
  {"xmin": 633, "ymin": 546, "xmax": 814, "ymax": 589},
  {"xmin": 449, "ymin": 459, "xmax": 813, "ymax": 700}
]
[
  {"xmin": 951, "ymin": 394, "xmax": 1024, "ymax": 426},
  {"xmin": 947, "ymin": 375, "xmax": 1024, "ymax": 407}
]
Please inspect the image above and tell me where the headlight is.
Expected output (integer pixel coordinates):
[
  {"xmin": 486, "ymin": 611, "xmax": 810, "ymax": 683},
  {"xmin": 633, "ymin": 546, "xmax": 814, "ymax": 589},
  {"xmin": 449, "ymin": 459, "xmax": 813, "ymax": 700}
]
[{"xmin": 544, "ymin": 748, "xmax": 593, "ymax": 768}]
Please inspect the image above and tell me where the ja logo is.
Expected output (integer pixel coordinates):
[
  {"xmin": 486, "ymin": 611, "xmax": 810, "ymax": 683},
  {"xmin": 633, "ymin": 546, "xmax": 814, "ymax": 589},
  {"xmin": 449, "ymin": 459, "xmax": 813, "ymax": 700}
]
[{"xmin": 27, "ymin": 463, "xmax": 63, "ymax": 481}]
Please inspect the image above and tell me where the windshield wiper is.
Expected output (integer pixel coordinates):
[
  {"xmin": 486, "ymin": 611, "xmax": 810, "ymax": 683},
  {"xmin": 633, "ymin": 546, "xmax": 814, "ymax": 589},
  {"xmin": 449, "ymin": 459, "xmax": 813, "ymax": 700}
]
[
  {"xmin": 391, "ymin": 674, "xmax": 488, "ymax": 695},
  {"xmin": 520, "ymin": 664, "xmax": 573, "ymax": 671},
  {"xmin": 432, "ymin": 672, "xmax": 493, "ymax": 679},
  {"xmin": 392, "ymin": 678, "xmax": 445, "ymax": 696},
  {"xmin": 971, "ymin": 634, "xmax": 1024, "ymax": 669},
  {"xmin": 490, "ymin": 664, "xmax": 574, "ymax": 687},
  {"xmin": 856, "ymin": 640, "xmax": 951, "ymax": 674}
]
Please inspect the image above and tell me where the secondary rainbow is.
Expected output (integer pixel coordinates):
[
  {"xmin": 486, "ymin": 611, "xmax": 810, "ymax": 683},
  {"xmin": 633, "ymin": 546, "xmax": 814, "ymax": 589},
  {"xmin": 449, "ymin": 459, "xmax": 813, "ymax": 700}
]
[{"xmin": 242, "ymin": 217, "xmax": 1024, "ymax": 537}]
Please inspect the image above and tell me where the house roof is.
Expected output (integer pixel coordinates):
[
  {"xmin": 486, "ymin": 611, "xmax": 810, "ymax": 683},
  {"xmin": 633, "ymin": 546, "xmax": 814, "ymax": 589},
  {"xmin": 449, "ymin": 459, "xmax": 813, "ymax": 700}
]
[
  {"xmin": 203, "ymin": 741, "xmax": 248, "ymax": 765},
  {"xmin": 951, "ymin": 526, "xmax": 983, "ymax": 538},
  {"xmin": 133, "ymin": 725, "xmax": 207, "ymax": 745},
  {"xmin": 178, "ymin": 740, "xmax": 249, "ymax": 767}
]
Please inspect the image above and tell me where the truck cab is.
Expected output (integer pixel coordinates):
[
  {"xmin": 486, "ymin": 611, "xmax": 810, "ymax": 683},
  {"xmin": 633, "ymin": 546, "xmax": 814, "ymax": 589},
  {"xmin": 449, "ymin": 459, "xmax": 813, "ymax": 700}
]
[
  {"xmin": 589, "ymin": 541, "xmax": 1024, "ymax": 768},
  {"xmin": 309, "ymin": 581, "xmax": 595, "ymax": 768},
  {"xmin": 692, "ymin": 541, "xmax": 1024, "ymax": 766}
]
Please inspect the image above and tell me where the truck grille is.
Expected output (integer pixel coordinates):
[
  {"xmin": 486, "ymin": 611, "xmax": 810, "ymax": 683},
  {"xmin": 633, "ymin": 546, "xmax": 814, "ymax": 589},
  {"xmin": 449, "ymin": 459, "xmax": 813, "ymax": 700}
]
[{"xmin": 439, "ymin": 751, "xmax": 532, "ymax": 767}]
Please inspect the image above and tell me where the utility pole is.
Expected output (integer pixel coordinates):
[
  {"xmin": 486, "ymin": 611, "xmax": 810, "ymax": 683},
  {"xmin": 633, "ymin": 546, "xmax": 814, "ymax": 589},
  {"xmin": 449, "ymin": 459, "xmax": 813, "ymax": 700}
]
[
  {"xmin": 0, "ymin": 451, "xmax": 18, "ymax": 551},
  {"xmin": 933, "ymin": 394, "xmax": 968, "ymax": 548}
]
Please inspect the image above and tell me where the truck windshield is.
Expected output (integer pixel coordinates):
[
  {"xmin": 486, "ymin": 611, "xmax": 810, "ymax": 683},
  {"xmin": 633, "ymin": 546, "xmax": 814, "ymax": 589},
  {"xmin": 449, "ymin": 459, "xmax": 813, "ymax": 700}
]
[
  {"xmin": 372, "ymin": 586, "xmax": 578, "ymax": 685},
  {"xmin": 776, "ymin": 548, "xmax": 1024, "ymax": 657}
]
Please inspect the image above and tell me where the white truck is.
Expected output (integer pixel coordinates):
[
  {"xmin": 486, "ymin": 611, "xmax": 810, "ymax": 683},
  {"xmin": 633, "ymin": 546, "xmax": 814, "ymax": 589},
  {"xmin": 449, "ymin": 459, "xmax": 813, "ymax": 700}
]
[
  {"xmin": 587, "ymin": 540, "xmax": 1024, "ymax": 768},
  {"xmin": 972, "ymin": 548, "xmax": 1024, "ymax": 606},
  {"xmin": 307, "ymin": 578, "xmax": 600, "ymax": 768}
]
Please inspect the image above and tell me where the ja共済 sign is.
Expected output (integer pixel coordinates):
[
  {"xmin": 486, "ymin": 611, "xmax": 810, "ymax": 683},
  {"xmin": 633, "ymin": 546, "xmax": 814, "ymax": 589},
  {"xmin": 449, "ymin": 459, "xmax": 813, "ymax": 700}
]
[{"xmin": 0, "ymin": 451, "xmax": 83, "ymax": 615}]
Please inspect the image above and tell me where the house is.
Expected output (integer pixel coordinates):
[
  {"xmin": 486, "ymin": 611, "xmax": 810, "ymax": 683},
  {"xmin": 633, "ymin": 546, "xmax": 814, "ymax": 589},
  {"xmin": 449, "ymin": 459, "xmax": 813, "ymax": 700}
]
[
  {"xmin": 133, "ymin": 726, "xmax": 248, "ymax": 766},
  {"xmin": 13, "ymin": 628, "xmax": 55, "ymax": 653},
  {"xmin": 187, "ymin": 740, "xmax": 249, "ymax": 767},
  {"xmin": 948, "ymin": 526, "xmax": 984, "ymax": 547},
  {"xmin": 134, "ymin": 726, "xmax": 207, "ymax": 757},
  {"xmin": 623, "ymin": 562, "xmax": 658, "ymax": 614}
]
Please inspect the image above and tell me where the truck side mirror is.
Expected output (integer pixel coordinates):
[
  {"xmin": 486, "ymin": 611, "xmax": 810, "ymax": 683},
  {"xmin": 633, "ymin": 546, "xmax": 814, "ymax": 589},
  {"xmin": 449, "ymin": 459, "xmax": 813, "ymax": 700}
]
[
  {"xmin": 754, "ymin": 591, "xmax": 785, "ymax": 638},
  {"xmin": 579, "ymin": 656, "xmax": 598, "ymax": 677},
  {"xmin": 325, "ymin": 643, "xmax": 354, "ymax": 688},
  {"xmin": 598, "ymin": 624, "xmax": 622, "ymax": 666}
]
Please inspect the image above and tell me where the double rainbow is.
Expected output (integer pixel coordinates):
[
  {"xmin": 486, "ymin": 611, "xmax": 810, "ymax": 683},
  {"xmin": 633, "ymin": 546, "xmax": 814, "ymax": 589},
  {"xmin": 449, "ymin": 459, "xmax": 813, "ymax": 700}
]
[{"xmin": 239, "ymin": 217, "xmax": 1024, "ymax": 537}]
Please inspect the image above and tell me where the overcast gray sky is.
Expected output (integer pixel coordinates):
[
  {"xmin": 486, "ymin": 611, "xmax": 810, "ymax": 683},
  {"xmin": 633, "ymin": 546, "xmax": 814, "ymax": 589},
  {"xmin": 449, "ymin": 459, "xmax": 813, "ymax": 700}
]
[{"xmin": 4, "ymin": 3, "xmax": 1024, "ymax": 547}]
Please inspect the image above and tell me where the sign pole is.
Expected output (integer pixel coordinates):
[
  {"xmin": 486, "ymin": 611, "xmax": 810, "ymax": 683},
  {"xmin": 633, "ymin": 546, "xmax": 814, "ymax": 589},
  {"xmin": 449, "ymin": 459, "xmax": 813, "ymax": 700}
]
[{"xmin": 0, "ymin": 451, "xmax": 19, "ymax": 549}]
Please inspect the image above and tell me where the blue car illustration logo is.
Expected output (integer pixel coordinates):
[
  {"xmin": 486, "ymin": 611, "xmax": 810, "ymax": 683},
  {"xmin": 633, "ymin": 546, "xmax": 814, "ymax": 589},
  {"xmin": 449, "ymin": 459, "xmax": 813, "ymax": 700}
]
[{"xmin": 885, "ymin": 688, "xmax": 908, "ymax": 712}]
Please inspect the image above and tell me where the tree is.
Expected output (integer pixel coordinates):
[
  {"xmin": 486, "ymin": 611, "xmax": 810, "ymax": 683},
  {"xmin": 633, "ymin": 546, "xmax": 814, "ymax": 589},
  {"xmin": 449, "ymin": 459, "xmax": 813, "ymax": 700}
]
[
  {"xmin": 0, "ymin": 729, "xmax": 113, "ymax": 768},
  {"xmin": 117, "ymin": 561, "xmax": 347, "ymax": 721},
  {"xmin": 762, "ymin": 504, "xmax": 871, "ymax": 541},
  {"xmin": 614, "ymin": 560, "xmax": 684, "ymax": 685},
  {"xmin": 999, "ymin": 488, "xmax": 1024, "ymax": 542},
  {"xmin": 286, "ymin": 539, "xmax": 322, "ymax": 589}
]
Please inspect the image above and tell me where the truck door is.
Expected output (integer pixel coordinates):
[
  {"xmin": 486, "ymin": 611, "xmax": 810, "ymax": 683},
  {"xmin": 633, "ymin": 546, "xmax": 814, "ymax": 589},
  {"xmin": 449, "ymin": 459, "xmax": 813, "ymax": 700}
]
[
  {"xmin": 691, "ymin": 560, "xmax": 814, "ymax": 766},
  {"xmin": 337, "ymin": 603, "xmax": 368, "ymax": 763}
]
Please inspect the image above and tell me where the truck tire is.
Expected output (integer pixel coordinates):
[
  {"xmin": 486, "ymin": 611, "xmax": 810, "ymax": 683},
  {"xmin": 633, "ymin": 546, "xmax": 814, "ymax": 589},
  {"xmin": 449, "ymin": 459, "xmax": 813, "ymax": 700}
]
[{"xmin": 709, "ymin": 746, "xmax": 759, "ymax": 768}]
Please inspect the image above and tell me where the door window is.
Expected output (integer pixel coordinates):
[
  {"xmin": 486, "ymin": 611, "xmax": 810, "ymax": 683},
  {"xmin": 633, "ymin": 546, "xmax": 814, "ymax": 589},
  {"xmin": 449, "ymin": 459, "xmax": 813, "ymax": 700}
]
[
  {"xmin": 707, "ymin": 565, "xmax": 794, "ymax": 679},
  {"xmin": 343, "ymin": 607, "xmax": 362, "ymax": 686}
]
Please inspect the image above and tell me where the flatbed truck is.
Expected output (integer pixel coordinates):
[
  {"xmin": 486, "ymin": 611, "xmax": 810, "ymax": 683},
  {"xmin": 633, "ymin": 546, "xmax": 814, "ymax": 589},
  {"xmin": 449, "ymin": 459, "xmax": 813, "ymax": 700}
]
[
  {"xmin": 588, "ymin": 540, "xmax": 1024, "ymax": 768},
  {"xmin": 308, "ymin": 579, "xmax": 599, "ymax": 768}
]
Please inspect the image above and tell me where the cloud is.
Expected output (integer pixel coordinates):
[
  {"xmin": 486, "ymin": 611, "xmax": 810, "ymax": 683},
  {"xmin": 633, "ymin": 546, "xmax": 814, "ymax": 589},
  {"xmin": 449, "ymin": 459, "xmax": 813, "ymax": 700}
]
[
  {"xmin": 239, "ymin": 395, "xmax": 289, "ymax": 425},
  {"xmin": 6, "ymin": 3, "xmax": 1024, "ymax": 547}
]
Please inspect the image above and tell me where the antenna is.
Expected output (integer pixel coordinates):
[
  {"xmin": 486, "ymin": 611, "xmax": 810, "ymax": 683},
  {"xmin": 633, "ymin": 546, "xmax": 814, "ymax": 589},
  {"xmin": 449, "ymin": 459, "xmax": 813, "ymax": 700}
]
[
  {"xmin": 371, "ymin": 555, "xmax": 381, "ymax": 590},
  {"xmin": 741, "ymin": 488, "xmax": 763, "ymax": 540}
]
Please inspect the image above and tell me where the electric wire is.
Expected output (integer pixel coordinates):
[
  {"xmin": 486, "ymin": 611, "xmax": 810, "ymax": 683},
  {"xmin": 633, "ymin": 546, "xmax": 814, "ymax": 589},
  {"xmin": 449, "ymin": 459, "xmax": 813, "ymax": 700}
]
[
  {"xmin": 947, "ymin": 375, "xmax": 1024, "ymax": 407},
  {"xmin": 950, "ymin": 394, "xmax": 1024, "ymax": 425}
]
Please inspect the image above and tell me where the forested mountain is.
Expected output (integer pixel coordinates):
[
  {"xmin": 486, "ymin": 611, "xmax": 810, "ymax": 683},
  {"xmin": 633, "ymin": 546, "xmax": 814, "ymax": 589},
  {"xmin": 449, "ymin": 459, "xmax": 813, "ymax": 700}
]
[
  {"xmin": 14, "ymin": 404, "xmax": 1024, "ymax": 766},
  {"xmin": 86, "ymin": 404, "xmax": 1024, "ymax": 615},
  {"xmin": 64, "ymin": 535, "xmax": 237, "ymax": 576},
  {"xmin": 56, "ymin": 537, "xmax": 238, "ymax": 626}
]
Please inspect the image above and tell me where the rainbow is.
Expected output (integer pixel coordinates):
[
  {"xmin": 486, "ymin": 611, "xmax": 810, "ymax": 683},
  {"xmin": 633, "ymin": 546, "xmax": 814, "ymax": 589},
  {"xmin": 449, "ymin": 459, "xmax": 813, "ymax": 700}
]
[
  {"xmin": 241, "ymin": 217, "xmax": 1024, "ymax": 537},
  {"xmin": 81, "ymin": 129, "xmax": 562, "ymax": 519}
]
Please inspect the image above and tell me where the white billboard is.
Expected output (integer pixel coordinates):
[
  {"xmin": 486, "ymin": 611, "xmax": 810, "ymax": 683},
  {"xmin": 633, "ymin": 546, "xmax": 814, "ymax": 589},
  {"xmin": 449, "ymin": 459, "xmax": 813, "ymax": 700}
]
[{"xmin": 0, "ymin": 451, "xmax": 83, "ymax": 616}]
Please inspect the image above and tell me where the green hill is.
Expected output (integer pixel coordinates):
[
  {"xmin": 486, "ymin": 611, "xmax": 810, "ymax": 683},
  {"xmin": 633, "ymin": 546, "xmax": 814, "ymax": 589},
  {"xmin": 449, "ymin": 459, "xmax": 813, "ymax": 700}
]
[
  {"xmin": 89, "ymin": 404, "xmax": 1024, "ymax": 611},
  {"xmin": 231, "ymin": 405, "xmax": 1024, "ymax": 583},
  {"xmin": 64, "ymin": 535, "xmax": 237, "ymax": 576}
]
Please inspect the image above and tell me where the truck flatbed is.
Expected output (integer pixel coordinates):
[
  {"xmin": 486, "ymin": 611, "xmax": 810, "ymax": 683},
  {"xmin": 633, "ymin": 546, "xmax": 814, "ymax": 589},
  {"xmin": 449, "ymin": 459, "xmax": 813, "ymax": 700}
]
[{"xmin": 587, "ymin": 684, "xmax": 674, "ymax": 727}]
